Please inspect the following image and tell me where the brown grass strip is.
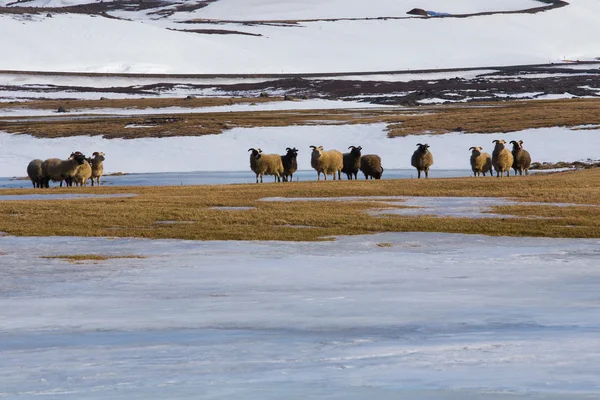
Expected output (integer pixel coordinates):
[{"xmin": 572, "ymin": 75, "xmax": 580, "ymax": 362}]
[{"xmin": 0, "ymin": 168, "xmax": 599, "ymax": 241}]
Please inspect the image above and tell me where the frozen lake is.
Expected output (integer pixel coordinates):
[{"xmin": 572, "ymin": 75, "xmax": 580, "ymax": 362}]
[
  {"xmin": 1, "ymin": 232, "xmax": 600, "ymax": 399},
  {"xmin": 0, "ymin": 169, "xmax": 471, "ymax": 189}
]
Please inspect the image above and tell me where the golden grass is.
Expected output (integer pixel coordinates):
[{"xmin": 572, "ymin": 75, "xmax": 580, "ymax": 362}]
[
  {"xmin": 40, "ymin": 254, "xmax": 147, "ymax": 262},
  {"xmin": 386, "ymin": 98, "xmax": 600, "ymax": 137},
  {"xmin": 2, "ymin": 98, "xmax": 600, "ymax": 140},
  {"xmin": 1, "ymin": 168, "xmax": 600, "ymax": 241}
]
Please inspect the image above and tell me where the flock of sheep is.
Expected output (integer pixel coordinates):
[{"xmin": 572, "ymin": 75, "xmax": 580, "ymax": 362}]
[
  {"xmin": 24, "ymin": 139, "xmax": 530, "ymax": 188},
  {"xmin": 249, "ymin": 139, "xmax": 531, "ymax": 182},
  {"xmin": 26, "ymin": 151, "xmax": 106, "ymax": 188}
]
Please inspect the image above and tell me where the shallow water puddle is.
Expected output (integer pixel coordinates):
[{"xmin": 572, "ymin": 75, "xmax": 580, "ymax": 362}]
[{"xmin": 261, "ymin": 196, "xmax": 596, "ymax": 219}]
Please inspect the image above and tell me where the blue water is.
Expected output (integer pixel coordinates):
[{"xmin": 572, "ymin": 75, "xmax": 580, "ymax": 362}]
[{"xmin": 0, "ymin": 169, "xmax": 471, "ymax": 189}]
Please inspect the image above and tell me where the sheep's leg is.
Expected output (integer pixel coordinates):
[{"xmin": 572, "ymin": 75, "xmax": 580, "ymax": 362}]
[
  {"xmin": 338, "ymin": 171, "xmax": 341, "ymax": 180},
  {"xmin": 425, "ymin": 169, "xmax": 429, "ymax": 179},
  {"xmin": 525, "ymin": 169, "xmax": 529, "ymax": 176}
]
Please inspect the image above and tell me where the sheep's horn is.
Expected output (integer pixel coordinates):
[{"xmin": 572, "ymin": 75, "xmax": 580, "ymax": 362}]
[
  {"xmin": 469, "ymin": 146, "xmax": 475, "ymax": 150},
  {"xmin": 293, "ymin": 148, "xmax": 298, "ymax": 151},
  {"xmin": 92, "ymin": 152, "xmax": 98, "ymax": 156},
  {"xmin": 248, "ymin": 148, "xmax": 255, "ymax": 152},
  {"xmin": 348, "ymin": 146, "xmax": 355, "ymax": 150},
  {"xmin": 309, "ymin": 145, "xmax": 316, "ymax": 149},
  {"xmin": 519, "ymin": 140, "xmax": 524, "ymax": 144},
  {"xmin": 258, "ymin": 148, "xmax": 263, "ymax": 153},
  {"xmin": 492, "ymin": 140, "xmax": 499, "ymax": 143},
  {"xmin": 510, "ymin": 140, "xmax": 517, "ymax": 145},
  {"xmin": 416, "ymin": 143, "xmax": 422, "ymax": 146},
  {"xmin": 358, "ymin": 146, "xmax": 362, "ymax": 150},
  {"xmin": 286, "ymin": 147, "xmax": 291, "ymax": 152}
]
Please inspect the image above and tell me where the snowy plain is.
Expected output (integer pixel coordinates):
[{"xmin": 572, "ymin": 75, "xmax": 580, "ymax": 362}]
[
  {"xmin": 1, "ymin": 124, "xmax": 599, "ymax": 178},
  {"xmin": 1, "ymin": 0, "xmax": 600, "ymax": 74},
  {"xmin": 1, "ymin": 232, "xmax": 600, "ymax": 398}
]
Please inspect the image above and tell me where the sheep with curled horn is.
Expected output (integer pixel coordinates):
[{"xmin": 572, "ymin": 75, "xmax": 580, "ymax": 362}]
[
  {"xmin": 360, "ymin": 154, "xmax": 384, "ymax": 180},
  {"xmin": 491, "ymin": 139, "xmax": 514, "ymax": 177},
  {"xmin": 88, "ymin": 151, "xmax": 106, "ymax": 186},
  {"xmin": 510, "ymin": 140, "xmax": 531, "ymax": 176},
  {"xmin": 469, "ymin": 146, "xmax": 493, "ymax": 177},
  {"xmin": 26, "ymin": 159, "xmax": 44, "ymax": 188},
  {"xmin": 67, "ymin": 151, "xmax": 92, "ymax": 187},
  {"xmin": 280, "ymin": 147, "xmax": 298, "ymax": 182},
  {"xmin": 411, "ymin": 143, "xmax": 433, "ymax": 179},
  {"xmin": 342, "ymin": 145, "xmax": 362, "ymax": 180},
  {"xmin": 309, "ymin": 145, "xmax": 343, "ymax": 181},
  {"xmin": 248, "ymin": 148, "xmax": 284, "ymax": 183},
  {"xmin": 41, "ymin": 152, "xmax": 87, "ymax": 188}
]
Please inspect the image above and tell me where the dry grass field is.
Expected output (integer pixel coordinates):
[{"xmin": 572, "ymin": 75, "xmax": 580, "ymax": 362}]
[
  {"xmin": 1, "ymin": 98, "xmax": 599, "ymax": 139},
  {"xmin": 1, "ymin": 169, "xmax": 599, "ymax": 241}
]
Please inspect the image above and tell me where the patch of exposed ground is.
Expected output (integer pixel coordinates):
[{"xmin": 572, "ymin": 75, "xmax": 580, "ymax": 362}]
[
  {"xmin": 2, "ymin": 63, "xmax": 599, "ymax": 105},
  {"xmin": 2, "ymin": 98, "xmax": 599, "ymax": 140},
  {"xmin": 1, "ymin": 168, "xmax": 600, "ymax": 241}
]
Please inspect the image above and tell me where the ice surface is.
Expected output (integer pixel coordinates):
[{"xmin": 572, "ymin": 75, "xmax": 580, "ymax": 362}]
[
  {"xmin": 1, "ymin": 232, "xmax": 600, "ymax": 398},
  {"xmin": 260, "ymin": 196, "xmax": 598, "ymax": 219}
]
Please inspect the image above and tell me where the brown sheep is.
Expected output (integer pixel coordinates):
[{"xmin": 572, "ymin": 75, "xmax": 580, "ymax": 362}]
[
  {"xmin": 411, "ymin": 143, "xmax": 434, "ymax": 179},
  {"xmin": 510, "ymin": 140, "xmax": 532, "ymax": 176}
]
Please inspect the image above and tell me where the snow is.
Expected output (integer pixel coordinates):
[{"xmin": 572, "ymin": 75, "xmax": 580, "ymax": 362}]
[
  {"xmin": 0, "ymin": 99, "xmax": 392, "ymax": 118},
  {"xmin": 2, "ymin": 124, "xmax": 599, "ymax": 177},
  {"xmin": 1, "ymin": 1, "xmax": 600, "ymax": 74},
  {"xmin": 184, "ymin": 0, "xmax": 543, "ymax": 20},
  {"xmin": 1, "ymin": 232, "xmax": 600, "ymax": 398}
]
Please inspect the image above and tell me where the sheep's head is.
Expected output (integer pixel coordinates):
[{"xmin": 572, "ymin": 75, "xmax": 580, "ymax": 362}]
[
  {"xmin": 70, "ymin": 152, "xmax": 87, "ymax": 165},
  {"xmin": 469, "ymin": 146, "xmax": 483, "ymax": 155},
  {"xmin": 248, "ymin": 148, "xmax": 261, "ymax": 158},
  {"xmin": 92, "ymin": 151, "xmax": 106, "ymax": 162},
  {"xmin": 309, "ymin": 145, "xmax": 324, "ymax": 155},
  {"xmin": 492, "ymin": 139, "xmax": 507, "ymax": 150},
  {"xmin": 416, "ymin": 143, "xmax": 430, "ymax": 153},
  {"xmin": 373, "ymin": 166, "xmax": 384, "ymax": 179},
  {"xmin": 286, "ymin": 147, "xmax": 299, "ymax": 158},
  {"xmin": 510, "ymin": 140, "xmax": 523, "ymax": 150},
  {"xmin": 348, "ymin": 145, "xmax": 362, "ymax": 157}
]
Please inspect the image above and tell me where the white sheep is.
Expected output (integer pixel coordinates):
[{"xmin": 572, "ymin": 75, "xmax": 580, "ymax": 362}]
[
  {"xmin": 89, "ymin": 152, "xmax": 106, "ymax": 186},
  {"xmin": 492, "ymin": 139, "xmax": 514, "ymax": 177},
  {"xmin": 250, "ymin": 148, "xmax": 284, "ymax": 183},
  {"xmin": 310, "ymin": 145, "xmax": 343, "ymax": 181},
  {"xmin": 469, "ymin": 146, "xmax": 493, "ymax": 177}
]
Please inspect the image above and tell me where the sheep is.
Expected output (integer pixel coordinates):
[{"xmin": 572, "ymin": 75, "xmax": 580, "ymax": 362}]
[
  {"xmin": 510, "ymin": 140, "xmax": 531, "ymax": 176},
  {"xmin": 411, "ymin": 143, "xmax": 434, "ymax": 179},
  {"xmin": 26, "ymin": 159, "xmax": 44, "ymax": 188},
  {"xmin": 41, "ymin": 152, "xmax": 87, "ymax": 187},
  {"xmin": 309, "ymin": 145, "xmax": 343, "ymax": 181},
  {"xmin": 280, "ymin": 147, "xmax": 298, "ymax": 182},
  {"xmin": 248, "ymin": 148, "xmax": 261, "ymax": 178},
  {"xmin": 469, "ymin": 146, "xmax": 493, "ymax": 177},
  {"xmin": 492, "ymin": 139, "xmax": 514, "ymax": 177},
  {"xmin": 70, "ymin": 153, "xmax": 92, "ymax": 187},
  {"xmin": 342, "ymin": 145, "xmax": 362, "ymax": 180},
  {"xmin": 251, "ymin": 148, "xmax": 284, "ymax": 183},
  {"xmin": 89, "ymin": 151, "xmax": 106, "ymax": 186},
  {"xmin": 360, "ymin": 154, "xmax": 384, "ymax": 180}
]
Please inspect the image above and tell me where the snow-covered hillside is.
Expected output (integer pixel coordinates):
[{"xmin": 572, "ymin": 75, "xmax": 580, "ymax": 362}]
[{"xmin": 1, "ymin": 0, "xmax": 599, "ymax": 74}]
